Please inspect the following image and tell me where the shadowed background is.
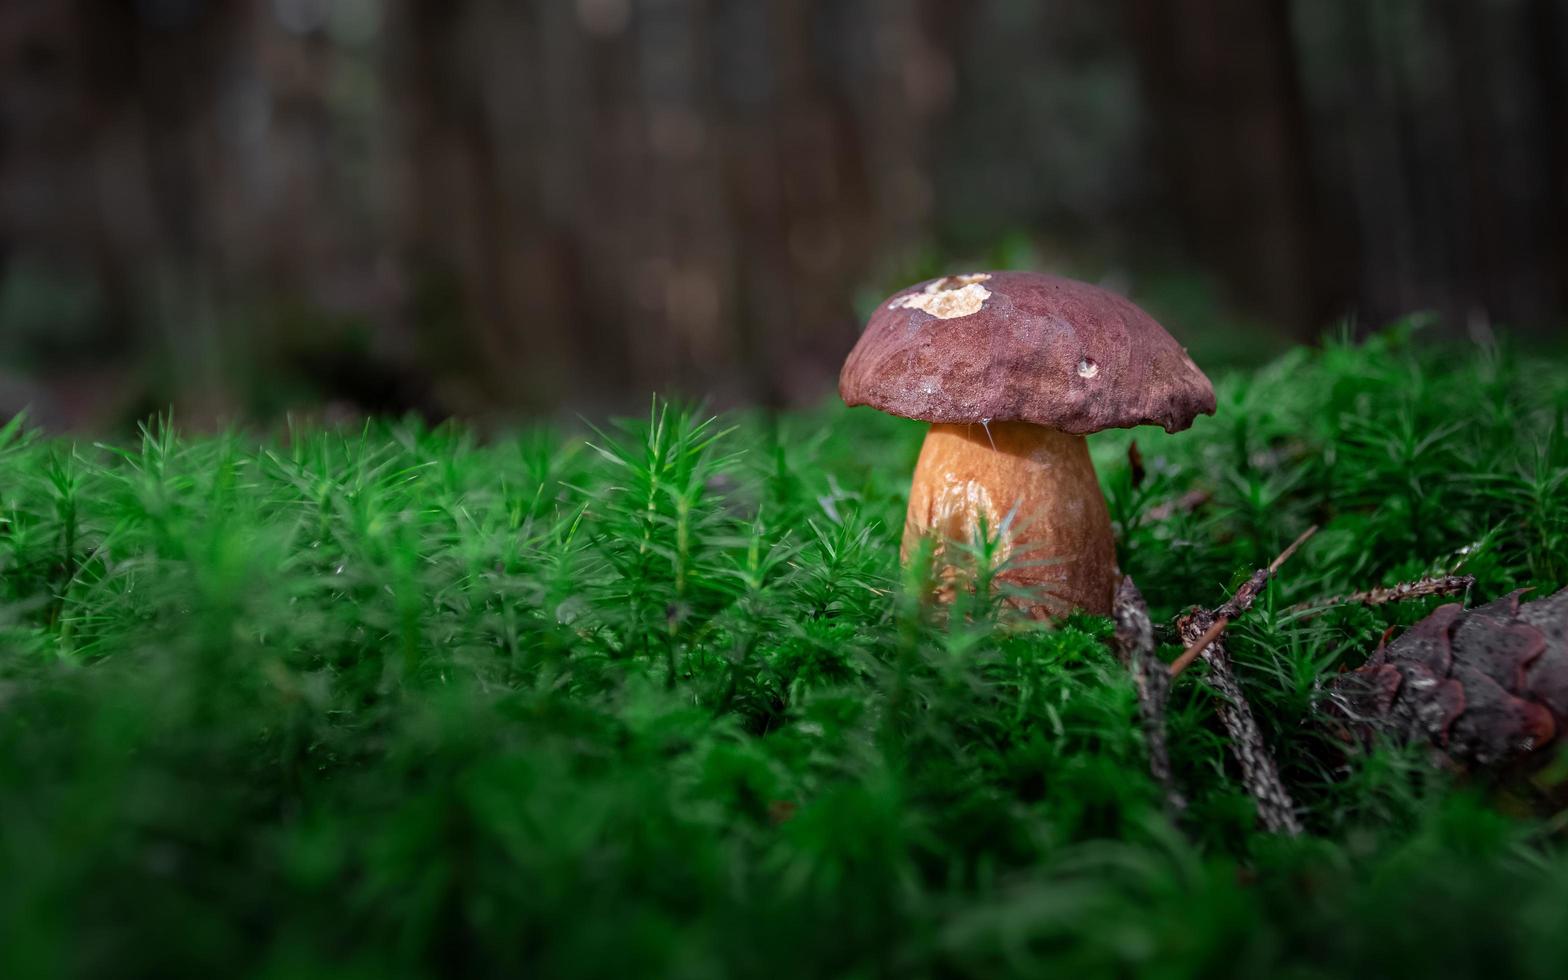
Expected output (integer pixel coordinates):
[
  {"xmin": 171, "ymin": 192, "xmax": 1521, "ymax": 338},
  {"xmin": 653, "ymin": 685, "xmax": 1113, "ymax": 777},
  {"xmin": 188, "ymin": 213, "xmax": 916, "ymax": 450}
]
[{"xmin": 2, "ymin": 0, "xmax": 1565, "ymax": 430}]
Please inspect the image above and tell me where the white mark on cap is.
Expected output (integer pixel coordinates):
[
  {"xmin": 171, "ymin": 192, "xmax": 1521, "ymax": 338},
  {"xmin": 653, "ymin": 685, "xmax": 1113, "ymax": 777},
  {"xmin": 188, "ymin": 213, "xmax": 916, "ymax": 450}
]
[
  {"xmin": 1077, "ymin": 358, "xmax": 1100, "ymax": 379},
  {"xmin": 889, "ymin": 273, "xmax": 992, "ymax": 319}
]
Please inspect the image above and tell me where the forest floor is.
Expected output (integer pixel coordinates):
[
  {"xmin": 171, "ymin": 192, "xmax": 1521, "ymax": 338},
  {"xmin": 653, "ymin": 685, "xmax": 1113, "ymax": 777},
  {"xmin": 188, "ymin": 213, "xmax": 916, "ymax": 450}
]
[{"xmin": 3, "ymin": 325, "xmax": 1568, "ymax": 978}]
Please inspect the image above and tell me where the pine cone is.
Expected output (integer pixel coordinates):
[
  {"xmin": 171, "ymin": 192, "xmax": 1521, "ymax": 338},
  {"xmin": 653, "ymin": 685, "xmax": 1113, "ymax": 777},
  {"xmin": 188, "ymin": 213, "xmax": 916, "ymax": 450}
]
[{"xmin": 1326, "ymin": 588, "xmax": 1568, "ymax": 769}]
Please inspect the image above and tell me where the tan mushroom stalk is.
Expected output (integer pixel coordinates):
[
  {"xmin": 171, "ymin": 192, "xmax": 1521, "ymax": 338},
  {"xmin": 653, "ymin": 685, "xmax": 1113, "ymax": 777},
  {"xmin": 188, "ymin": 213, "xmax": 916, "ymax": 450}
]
[
  {"xmin": 903, "ymin": 420, "xmax": 1116, "ymax": 615},
  {"xmin": 840, "ymin": 271, "xmax": 1215, "ymax": 619}
]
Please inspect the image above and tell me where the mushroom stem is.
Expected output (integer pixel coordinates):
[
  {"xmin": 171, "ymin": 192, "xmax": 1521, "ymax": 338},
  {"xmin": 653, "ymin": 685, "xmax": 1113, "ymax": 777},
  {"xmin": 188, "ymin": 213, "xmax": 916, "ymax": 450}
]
[{"xmin": 902, "ymin": 421, "xmax": 1118, "ymax": 617}]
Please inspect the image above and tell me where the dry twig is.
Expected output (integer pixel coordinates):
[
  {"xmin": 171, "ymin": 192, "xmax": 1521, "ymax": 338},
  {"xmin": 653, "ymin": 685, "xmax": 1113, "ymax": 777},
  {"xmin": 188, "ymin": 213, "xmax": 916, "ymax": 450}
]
[
  {"xmin": 1168, "ymin": 526, "xmax": 1317, "ymax": 680},
  {"xmin": 1113, "ymin": 577, "xmax": 1185, "ymax": 814},
  {"xmin": 1171, "ymin": 526, "xmax": 1316, "ymax": 836},
  {"xmin": 1288, "ymin": 574, "xmax": 1475, "ymax": 617},
  {"xmin": 1169, "ymin": 615, "xmax": 1226, "ymax": 679}
]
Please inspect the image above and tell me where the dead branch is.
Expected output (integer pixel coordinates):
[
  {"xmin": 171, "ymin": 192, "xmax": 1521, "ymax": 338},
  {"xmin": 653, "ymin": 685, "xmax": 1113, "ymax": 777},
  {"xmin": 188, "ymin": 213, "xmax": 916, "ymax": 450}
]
[
  {"xmin": 1169, "ymin": 615, "xmax": 1227, "ymax": 678},
  {"xmin": 1171, "ymin": 526, "xmax": 1316, "ymax": 836},
  {"xmin": 1288, "ymin": 574, "xmax": 1475, "ymax": 618},
  {"xmin": 1113, "ymin": 577, "xmax": 1186, "ymax": 815},
  {"xmin": 1215, "ymin": 525, "xmax": 1317, "ymax": 621},
  {"xmin": 1169, "ymin": 525, "xmax": 1317, "ymax": 680},
  {"xmin": 1176, "ymin": 606, "xmax": 1302, "ymax": 835}
]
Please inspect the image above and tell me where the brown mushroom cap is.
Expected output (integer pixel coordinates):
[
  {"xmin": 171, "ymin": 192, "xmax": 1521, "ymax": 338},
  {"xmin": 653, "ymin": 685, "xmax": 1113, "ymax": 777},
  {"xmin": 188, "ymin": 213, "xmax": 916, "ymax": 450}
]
[{"xmin": 839, "ymin": 271, "xmax": 1216, "ymax": 434}]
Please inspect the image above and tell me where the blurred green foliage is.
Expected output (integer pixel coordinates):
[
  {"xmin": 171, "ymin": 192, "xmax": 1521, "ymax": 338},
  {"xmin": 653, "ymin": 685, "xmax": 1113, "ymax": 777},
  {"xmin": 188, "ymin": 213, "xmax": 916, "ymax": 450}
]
[
  {"xmin": 2, "ymin": 327, "xmax": 1568, "ymax": 977},
  {"xmin": 0, "ymin": 260, "xmax": 111, "ymax": 371}
]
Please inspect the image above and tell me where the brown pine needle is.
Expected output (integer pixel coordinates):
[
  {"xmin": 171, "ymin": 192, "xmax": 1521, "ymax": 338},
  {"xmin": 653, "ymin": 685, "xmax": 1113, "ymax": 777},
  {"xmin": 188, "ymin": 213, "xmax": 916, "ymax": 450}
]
[{"xmin": 1271, "ymin": 525, "xmax": 1318, "ymax": 574}]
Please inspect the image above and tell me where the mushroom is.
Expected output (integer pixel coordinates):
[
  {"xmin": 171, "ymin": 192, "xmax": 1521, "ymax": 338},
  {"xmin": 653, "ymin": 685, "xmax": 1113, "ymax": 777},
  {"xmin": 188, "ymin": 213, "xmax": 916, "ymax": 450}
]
[{"xmin": 839, "ymin": 271, "xmax": 1215, "ymax": 617}]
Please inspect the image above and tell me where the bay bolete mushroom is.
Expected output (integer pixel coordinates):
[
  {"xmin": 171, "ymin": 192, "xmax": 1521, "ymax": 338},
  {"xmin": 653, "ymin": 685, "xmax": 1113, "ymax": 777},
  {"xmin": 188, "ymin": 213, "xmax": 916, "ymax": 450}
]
[{"xmin": 839, "ymin": 271, "xmax": 1215, "ymax": 617}]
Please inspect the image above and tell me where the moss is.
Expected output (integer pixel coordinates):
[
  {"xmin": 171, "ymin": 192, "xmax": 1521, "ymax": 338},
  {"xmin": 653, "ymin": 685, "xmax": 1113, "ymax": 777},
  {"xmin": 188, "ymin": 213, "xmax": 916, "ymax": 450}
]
[{"xmin": 1, "ymin": 327, "xmax": 1566, "ymax": 978}]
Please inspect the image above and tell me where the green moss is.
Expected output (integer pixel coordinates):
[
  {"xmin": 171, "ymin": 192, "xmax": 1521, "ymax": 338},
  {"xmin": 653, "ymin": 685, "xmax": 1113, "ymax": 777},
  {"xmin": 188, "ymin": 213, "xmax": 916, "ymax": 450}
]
[{"xmin": 2, "ymin": 327, "xmax": 1567, "ymax": 978}]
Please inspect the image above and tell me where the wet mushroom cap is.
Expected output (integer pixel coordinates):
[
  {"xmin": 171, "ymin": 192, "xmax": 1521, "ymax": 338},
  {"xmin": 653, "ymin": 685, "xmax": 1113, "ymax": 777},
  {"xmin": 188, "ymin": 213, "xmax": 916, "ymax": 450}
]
[{"xmin": 839, "ymin": 271, "xmax": 1215, "ymax": 434}]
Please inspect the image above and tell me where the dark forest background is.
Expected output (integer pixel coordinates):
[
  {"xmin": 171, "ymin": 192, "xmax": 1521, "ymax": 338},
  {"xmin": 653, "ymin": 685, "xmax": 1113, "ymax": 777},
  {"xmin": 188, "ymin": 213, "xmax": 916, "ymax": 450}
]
[{"xmin": 2, "ymin": 0, "xmax": 1565, "ymax": 430}]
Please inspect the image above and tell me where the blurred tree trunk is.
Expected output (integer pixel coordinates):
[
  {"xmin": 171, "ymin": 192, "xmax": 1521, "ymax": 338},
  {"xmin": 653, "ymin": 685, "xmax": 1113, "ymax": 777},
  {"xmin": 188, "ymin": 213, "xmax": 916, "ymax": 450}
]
[
  {"xmin": 6, "ymin": 0, "xmax": 1568, "ymax": 430},
  {"xmin": 73, "ymin": 0, "xmax": 254, "ymax": 417},
  {"xmin": 1129, "ymin": 0, "xmax": 1567, "ymax": 337},
  {"xmin": 1530, "ymin": 0, "xmax": 1568, "ymax": 308},
  {"xmin": 2, "ymin": 0, "xmax": 398, "ymax": 423},
  {"xmin": 1306, "ymin": 0, "xmax": 1565, "ymax": 334},
  {"xmin": 387, "ymin": 0, "xmax": 952, "ymax": 415},
  {"xmin": 1125, "ymin": 0, "xmax": 1330, "ymax": 333}
]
